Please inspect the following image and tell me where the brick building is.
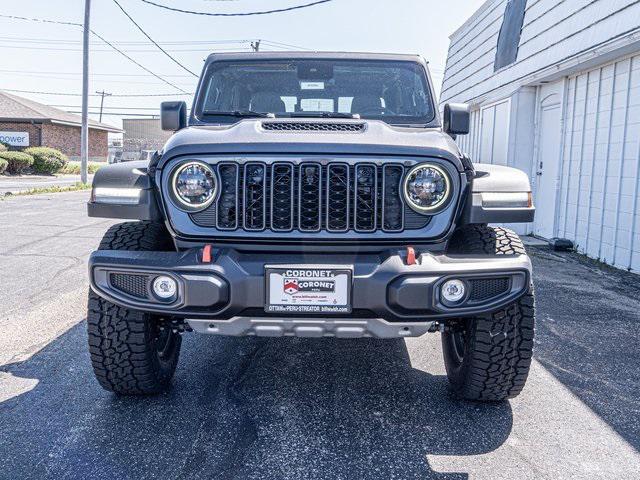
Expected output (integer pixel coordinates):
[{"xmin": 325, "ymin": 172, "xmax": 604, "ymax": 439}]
[{"xmin": 0, "ymin": 91, "xmax": 121, "ymax": 161}]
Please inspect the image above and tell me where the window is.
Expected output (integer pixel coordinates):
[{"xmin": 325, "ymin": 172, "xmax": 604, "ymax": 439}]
[
  {"xmin": 196, "ymin": 59, "xmax": 436, "ymax": 126},
  {"xmin": 494, "ymin": 0, "xmax": 527, "ymax": 71}
]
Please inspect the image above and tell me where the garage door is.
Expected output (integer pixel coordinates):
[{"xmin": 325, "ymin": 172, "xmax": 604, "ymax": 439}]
[
  {"xmin": 556, "ymin": 54, "xmax": 640, "ymax": 272},
  {"xmin": 456, "ymin": 99, "xmax": 510, "ymax": 166}
]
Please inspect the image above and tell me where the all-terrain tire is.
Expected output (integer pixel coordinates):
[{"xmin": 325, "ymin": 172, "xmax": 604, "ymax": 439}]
[
  {"xmin": 87, "ymin": 221, "xmax": 181, "ymax": 395},
  {"xmin": 442, "ymin": 225, "xmax": 535, "ymax": 401}
]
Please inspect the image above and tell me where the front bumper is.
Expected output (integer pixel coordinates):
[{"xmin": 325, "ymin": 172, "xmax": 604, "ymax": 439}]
[{"xmin": 89, "ymin": 247, "xmax": 531, "ymax": 338}]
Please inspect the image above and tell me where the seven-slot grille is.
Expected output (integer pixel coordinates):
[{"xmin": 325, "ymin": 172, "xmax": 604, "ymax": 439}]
[{"xmin": 191, "ymin": 162, "xmax": 431, "ymax": 233}]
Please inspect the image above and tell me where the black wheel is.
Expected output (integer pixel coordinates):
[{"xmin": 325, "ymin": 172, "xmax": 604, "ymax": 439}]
[
  {"xmin": 87, "ymin": 221, "xmax": 182, "ymax": 395},
  {"xmin": 442, "ymin": 225, "xmax": 535, "ymax": 401}
]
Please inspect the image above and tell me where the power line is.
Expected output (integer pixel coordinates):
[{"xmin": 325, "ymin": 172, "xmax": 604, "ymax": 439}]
[
  {"xmin": 0, "ymin": 35, "xmax": 311, "ymax": 49},
  {"xmin": 260, "ymin": 40, "xmax": 313, "ymax": 51},
  {"xmin": 0, "ymin": 34, "xmax": 259, "ymax": 46},
  {"xmin": 111, "ymin": 0, "xmax": 198, "ymax": 77},
  {"xmin": 138, "ymin": 0, "xmax": 334, "ymax": 17},
  {"xmin": 52, "ymin": 105, "xmax": 162, "ymax": 110},
  {"xmin": 0, "ymin": 68, "xmax": 195, "ymax": 78},
  {"xmin": 0, "ymin": 88, "xmax": 193, "ymax": 97},
  {"xmin": 0, "ymin": 13, "xmax": 81, "ymax": 27},
  {"xmin": 67, "ymin": 110, "xmax": 164, "ymax": 117},
  {"xmin": 88, "ymin": 30, "xmax": 189, "ymax": 93},
  {"xmin": 0, "ymin": 13, "xmax": 187, "ymax": 94},
  {"xmin": 0, "ymin": 42, "xmax": 253, "ymax": 53}
]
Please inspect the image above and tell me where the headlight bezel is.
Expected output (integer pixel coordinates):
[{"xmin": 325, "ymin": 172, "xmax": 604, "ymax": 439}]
[
  {"xmin": 170, "ymin": 161, "xmax": 217, "ymax": 212},
  {"xmin": 403, "ymin": 163, "xmax": 452, "ymax": 214}
]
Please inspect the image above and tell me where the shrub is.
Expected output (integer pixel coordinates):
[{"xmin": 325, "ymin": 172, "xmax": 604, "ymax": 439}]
[
  {"xmin": 0, "ymin": 142, "xmax": 8, "ymax": 152},
  {"xmin": 59, "ymin": 160, "xmax": 104, "ymax": 175},
  {"xmin": 0, "ymin": 151, "xmax": 34, "ymax": 174},
  {"xmin": 24, "ymin": 147, "xmax": 69, "ymax": 174},
  {"xmin": 0, "ymin": 158, "xmax": 7, "ymax": 174}
]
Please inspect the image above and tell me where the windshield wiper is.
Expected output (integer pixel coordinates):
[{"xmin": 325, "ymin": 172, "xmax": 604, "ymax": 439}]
[
  {"xmin": 202, "ymin": 110, "xmax": 275, "ymax": 118},
  {"xmin": 280, "ymin": 112, "xmax": 361, "ymax": 119}
]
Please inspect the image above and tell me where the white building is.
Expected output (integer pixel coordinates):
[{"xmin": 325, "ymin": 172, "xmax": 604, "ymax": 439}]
[{"xmin": 441, "ymin": 0, "xmax": 640, "ymax": 273}]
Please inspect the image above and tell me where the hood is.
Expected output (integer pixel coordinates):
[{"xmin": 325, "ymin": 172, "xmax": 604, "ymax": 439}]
[{"xmin": 159, "ymin": 119, "xmax": 464, "ymax": 171}]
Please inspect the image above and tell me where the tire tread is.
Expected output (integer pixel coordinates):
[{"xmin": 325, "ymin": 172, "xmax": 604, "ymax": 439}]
[
  {"xmin": 87, "ymin": 221, "xmax": 179, "ymax": 395},
  {"xmin": 444, "ymin": 225, "xmax": 535, "ymax": 401}
]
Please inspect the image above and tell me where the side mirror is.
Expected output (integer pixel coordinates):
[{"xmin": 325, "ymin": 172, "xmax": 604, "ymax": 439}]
[
  {"xmin": 443, "ymin": 103, "xmax": 470, "ymax": 136},
  {"xmin": 161, "ymin": 101, "xmax": 187, "ymax": 131}
]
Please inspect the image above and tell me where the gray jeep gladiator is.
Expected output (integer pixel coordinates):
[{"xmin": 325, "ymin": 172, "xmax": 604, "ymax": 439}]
[{"xmin": 87, "ymin": 52, "xmax": 535, "ymax": 401}]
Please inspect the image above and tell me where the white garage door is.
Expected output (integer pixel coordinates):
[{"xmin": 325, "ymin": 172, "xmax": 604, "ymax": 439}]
[
  {"xmin": 556, "ymin": 54, "xmax": 640, "ymax": 272},
  {"xmin": 456, "ymin": 99, "xmax": 510, "ymax": 166}
]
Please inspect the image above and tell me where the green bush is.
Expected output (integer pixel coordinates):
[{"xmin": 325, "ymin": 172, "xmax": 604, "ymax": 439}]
[
  {"xmin": 0, "ymin": 151, "xmax": 34, "ymax": 174},
  {"xmin": 24, "ymin": 147, "xmax": 69, "ymax": 174},
  {"xmin": 59, "ymin": 160, "xmax": 104, "ymax": 175},
  {"xmin": 0, "ymin": 142, "xmax": 8, "ymax": 152},
  {"xmin": 0, "ymin": 158, "xmax": 7, "ymax": 174}
]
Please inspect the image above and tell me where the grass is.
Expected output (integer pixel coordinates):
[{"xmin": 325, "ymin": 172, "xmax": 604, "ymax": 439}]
[
  {"xmin": 58, "ymin": 161, "xmax": 105, "ymax": 175},
  {"xmin": 3, "ymin": 182, "xmax": 91, "ymax": 197}
]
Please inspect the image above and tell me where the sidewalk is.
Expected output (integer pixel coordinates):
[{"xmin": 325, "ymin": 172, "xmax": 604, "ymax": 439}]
[{"xmin": 0, "ymin": 174, "xmax": 93, "ymax": 195}]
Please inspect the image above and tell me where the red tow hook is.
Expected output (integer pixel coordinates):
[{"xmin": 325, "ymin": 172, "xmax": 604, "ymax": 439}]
[
  {"xmin": 406, "ymin": 246, "xmax": 417, "ymax": 266},
  {"xmin": 201, "ymin": 244, "xmax": 213, "ymax": 263}
]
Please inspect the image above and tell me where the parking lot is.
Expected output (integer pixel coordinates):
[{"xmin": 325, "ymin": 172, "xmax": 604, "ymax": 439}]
[{"xmin": 0, "ymin": 191, "xmax": 639, "ymax": 479}]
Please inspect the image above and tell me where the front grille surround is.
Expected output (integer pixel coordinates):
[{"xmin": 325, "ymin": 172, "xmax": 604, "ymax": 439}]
[
  {"xmin": 243, "ymin": 163, "xmax": 267, "ymax": 231},
  {"xmin": 326, "ymin": 163, "xmax": 350, "ymax": 232},
  {"xmin": 164, "ymin": 156, "xmax": 460, "ymax": 242},
  {"xmin": 271, "ymin": 163, "xmax": 295, "ymax": 232}
]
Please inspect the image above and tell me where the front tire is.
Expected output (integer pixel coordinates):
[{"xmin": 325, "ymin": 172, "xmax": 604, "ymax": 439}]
[
  {"xmin": 442, "ymin": 226, "xmax": 535, "ymax": 401},
  {"xmin": 87, "ymin": 222, "xmax": 182, "ymax": 395}
]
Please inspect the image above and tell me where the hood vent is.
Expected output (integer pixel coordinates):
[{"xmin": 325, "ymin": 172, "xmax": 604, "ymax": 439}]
[{"xmin": 261, "ymin": 121, "xmax": 366, "ymax": 133}]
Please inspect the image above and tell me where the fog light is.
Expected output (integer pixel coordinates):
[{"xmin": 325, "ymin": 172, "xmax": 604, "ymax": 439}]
[
  {"xmin": 441, "ymin": 279, "xmax": 466, "ymax": 304},
  {"xmin": 152, "ymin": 276, "xmax": 177, "ymax": 300}
]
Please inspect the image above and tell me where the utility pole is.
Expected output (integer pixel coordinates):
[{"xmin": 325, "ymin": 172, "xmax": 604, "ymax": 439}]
[
  {"xmin": 81, "ymin": 0, "xmax": 91, "ymax": 184},
  {"xmin": 251, "ymin": 40, "xmax": 261, "ymax": 52},
  {"xmin": 95, "ymin": 90, "xmax": 112, "ymax": 122}
]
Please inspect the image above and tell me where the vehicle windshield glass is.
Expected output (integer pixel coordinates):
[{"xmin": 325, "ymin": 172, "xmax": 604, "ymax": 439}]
[{"xmin": 196, "ymin": 59, "xmax": 435, "ymax": 126}]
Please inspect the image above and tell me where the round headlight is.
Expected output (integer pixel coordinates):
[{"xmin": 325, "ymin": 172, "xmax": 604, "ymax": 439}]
[
  {"xmin": 171, "ymin": 162, "xmax": 216, "ymax": 210},
  {"xmin": 403, "ymin": 164, "xmax": 451, "ymax": 213}
]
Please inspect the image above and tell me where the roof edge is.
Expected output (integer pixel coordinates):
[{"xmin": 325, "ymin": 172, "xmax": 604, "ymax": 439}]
[{"xmin": 50, "ymin": 119, "xmax": 123, "ymax": 133}]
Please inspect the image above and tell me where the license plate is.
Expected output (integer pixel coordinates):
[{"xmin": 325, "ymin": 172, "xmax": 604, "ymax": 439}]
[{"xmin": 265, "ymin": 267, "xmax": 352, "ymax": 314}]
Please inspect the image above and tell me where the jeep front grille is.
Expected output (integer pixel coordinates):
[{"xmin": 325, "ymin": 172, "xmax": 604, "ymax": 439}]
[{"xmin": 191, "ymin": 162, "xmax": 431, "ymax": 233}]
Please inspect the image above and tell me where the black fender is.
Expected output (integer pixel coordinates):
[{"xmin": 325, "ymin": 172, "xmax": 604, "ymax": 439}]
[{"xmin": 87, "ymin": 160, "xmax": 163, "ymax": 221}]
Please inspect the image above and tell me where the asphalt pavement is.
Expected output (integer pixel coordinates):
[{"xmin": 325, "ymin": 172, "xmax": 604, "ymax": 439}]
[{"xmin": 0, "ymin": 191, "xmax": 639, "ymax": 479}]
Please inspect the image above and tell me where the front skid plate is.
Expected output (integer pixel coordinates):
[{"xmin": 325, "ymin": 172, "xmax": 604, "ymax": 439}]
[{"xmin": 187, "ymin": 316, "xmax": 435, "ymax": 339}]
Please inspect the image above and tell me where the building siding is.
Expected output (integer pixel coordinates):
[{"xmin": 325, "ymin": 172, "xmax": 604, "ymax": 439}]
[
  {"xmin": 41, "ymin": 123, "xmax": 108, "ymax": 161},
  {"xmin": 556, "ymin": 54, "xmax": 640, "ymax": 271},
  {"xmin": 444, "ymin": 0, "xmax": 640, "ymax": 273},
  {"xmin": 442, "ymin": 0, "xmax": 640, "ymax": 104}
]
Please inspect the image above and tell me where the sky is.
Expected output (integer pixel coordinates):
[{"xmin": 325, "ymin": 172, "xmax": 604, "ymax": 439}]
[{"xmin": 0, "ymin": 0, "xmax": 487, "ymax": 131}]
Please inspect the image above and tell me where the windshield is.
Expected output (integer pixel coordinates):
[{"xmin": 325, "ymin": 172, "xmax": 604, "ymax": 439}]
[{"xmin": 195, "ymin": 59, "xmax": 435, "ymax": 126}]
